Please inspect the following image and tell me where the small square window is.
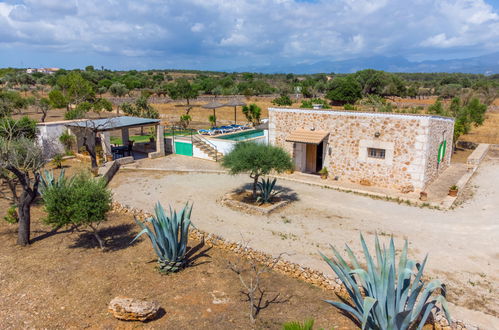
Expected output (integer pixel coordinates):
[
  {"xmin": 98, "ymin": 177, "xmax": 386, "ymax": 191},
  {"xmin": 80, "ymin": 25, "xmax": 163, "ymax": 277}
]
[{"xmin": 368, "ymin": 148, "xmax": 385, "ymax": 159}]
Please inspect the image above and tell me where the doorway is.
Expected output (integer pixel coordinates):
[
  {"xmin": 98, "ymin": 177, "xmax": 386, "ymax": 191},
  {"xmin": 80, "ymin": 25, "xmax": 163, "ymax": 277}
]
[{"xmin": 305, "ymin": 141, "xmax": 324, "ymax": 173}]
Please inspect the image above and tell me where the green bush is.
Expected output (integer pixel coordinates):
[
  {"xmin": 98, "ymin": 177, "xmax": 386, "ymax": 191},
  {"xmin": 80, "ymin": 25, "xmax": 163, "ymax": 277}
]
[
  {"xmin": 282, "ymin": 319, "xmax": 315, "ymax": 330},
  {"xmin": 42, "ymin": 172, "xmax": 112, "ymax": 248},
  {"xmin": 321, "ymin": 234, "xmax": 450, "ymax": 330},
  {"xmin": 59, "ymin": 130, "xmax": 76, "ymax": 153},
  {"xmin": 52, "ymin": 154, "xmax": 64, "ymax": 169},
  {"xmin": 3, "ymin": 205, "xmax": 18, "ymax": 224},
  {"xmin": 272, "ymin": 94, "xmax": 293, "ymax": 106},
  {"xmin": 300, "ymin": 98, "xmax": 331, "ymax": 109}
]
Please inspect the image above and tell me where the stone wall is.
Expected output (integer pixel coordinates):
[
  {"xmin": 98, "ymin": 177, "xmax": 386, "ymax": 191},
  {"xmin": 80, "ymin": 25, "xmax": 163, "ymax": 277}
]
[
  {"xmin": 269, "ymin": 108, "xmax": 454, "ymax": 191},
  {"xmin": 423, "ymin": 117, "xmax": 454, "ymax": 187}
]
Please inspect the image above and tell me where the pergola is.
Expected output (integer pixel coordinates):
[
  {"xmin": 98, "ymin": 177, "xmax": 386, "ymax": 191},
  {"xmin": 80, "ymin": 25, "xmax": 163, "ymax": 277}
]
[
  {"xmin": 223, "ymin": 99, "xmax": 246, "ymax": 124},
  {"xmin": 201, "ymin": 101, "xmax": 225, "ymax": 126},
  {"xmin": 65, "ymin": 116, "xmax": 164, "ymax": 159}
]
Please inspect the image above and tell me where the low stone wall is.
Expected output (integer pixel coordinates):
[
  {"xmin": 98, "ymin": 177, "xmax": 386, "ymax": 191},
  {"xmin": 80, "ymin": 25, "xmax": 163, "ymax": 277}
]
[
  {"xmin": 111, "ymin": 201, "xmax": 473, "ymax": 330},
  {"xmin": 466, "ymin": 144, "xmax": 490, "ymax": 170}
]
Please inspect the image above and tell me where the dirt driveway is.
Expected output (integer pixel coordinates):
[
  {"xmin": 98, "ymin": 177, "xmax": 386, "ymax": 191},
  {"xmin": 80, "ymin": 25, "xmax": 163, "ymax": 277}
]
[{"xmin": 109, "ymin": 156, "xmax": 499, "ymax": 329}]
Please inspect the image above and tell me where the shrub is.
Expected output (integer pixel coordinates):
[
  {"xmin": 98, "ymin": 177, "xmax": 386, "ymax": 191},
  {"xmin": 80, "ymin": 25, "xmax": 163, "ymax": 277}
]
[
  {"xmin": 343, "ymin": 103, "xmax": 356, "ymax": 110},
  {"xmin": 282, "ymin": 319, "xmax": 314, "ymax": 330},
  {"xmin": 222, "ymin": 142, "xmax": 293, "ymax": 199},
  {"xmin": 52, "ymin": 154, "xmax": 64, "ymax": 169},
  {"xmin": 320, "ymin": 234, "xmax": 450, "ymax": 330},
  {"xmin": 3, "ymin": 205, "xmax": 18, "ymax": 224},
  {"xmin": 42, "ymin": 172, "xmax": 112, "ymax": 249},
  {"xmin": 59, "ymin": 130, "xmax": 76, "ymax": 154},
  {"xmin": 272, "ymin": 94, "xmax": 293, "ymax": 106},
  {"xmin": 300, "ymin": 98, "xmax": 331, "ymax": 109},
  {"xmin": 132, "ymin": 202, "xmax": 193, "ymax": 274}
]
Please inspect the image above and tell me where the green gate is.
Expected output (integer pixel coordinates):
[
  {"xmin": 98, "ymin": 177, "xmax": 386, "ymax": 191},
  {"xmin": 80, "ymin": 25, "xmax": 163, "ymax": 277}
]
[{"xmin": 175, "ymin": 141, "xmax": 193, "ymax": 156}]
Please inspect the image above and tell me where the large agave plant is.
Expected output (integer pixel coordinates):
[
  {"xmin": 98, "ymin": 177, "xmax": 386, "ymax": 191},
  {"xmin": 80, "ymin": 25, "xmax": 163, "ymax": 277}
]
[
  {"xmin": 39, "ymin": 169, "xmax": 66, "ymax": 196},
  {"xmin": 132, "ymin": 202, "xmax": 193, "ymax": 274},
  {"xmin": 256, "ymin": 177, "xmax": 281, "ymax": 204},
  {"xmin": 320, "ymin": 234, "xmax": 450, "ymax": 330}
]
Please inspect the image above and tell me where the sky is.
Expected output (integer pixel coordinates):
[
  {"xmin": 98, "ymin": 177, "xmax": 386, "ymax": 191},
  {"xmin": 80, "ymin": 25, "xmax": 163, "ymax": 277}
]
[{"xmin": 0, "ymin": 0, "xmax": 498, "ymax": 71}]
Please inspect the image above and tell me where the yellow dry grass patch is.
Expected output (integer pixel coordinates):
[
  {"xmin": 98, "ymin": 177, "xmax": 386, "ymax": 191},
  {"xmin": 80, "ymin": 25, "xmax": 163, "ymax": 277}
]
[{"xmin": 460, "ymin": 112, "xmax": 499, "ymax": 144}]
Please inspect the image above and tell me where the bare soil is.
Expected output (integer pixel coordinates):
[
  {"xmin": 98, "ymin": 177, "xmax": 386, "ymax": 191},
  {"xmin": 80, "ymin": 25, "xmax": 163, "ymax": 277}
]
[{"xmin": 0, "ymin": 169, "xmax": 355, "ymax": 329}]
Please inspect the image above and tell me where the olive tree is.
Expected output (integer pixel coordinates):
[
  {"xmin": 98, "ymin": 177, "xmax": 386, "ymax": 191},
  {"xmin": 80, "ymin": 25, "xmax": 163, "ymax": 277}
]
[
  {"xmin": 42, "ymin": 172, "xmax": 112, "ymax": 249},
  {"xmin": 222, "ymin": 142, "xmax": 293, "ymax": 199},
  {"xmin": 0, "ymin": 118, "xmax": 47, "ymax": 245}
]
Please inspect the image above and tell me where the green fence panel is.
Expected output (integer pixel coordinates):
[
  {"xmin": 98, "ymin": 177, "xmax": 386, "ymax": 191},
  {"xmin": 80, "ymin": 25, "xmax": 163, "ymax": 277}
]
[{"xmin": 175, "ymin": 142, "xmax": 193, "ymax": 156}]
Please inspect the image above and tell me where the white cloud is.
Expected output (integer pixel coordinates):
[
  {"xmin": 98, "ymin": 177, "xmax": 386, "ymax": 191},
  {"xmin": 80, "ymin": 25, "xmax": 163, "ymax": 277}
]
[{"xmin": 0, "ymin": 0, "xmax": 497, "ymax": 69}]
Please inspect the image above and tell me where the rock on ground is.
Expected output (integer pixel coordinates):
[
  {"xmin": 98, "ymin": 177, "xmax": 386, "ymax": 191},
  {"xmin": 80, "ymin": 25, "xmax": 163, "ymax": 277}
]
[{"xmin": 108, "ymin": 296, "xmax": 160, "ymax": 321}]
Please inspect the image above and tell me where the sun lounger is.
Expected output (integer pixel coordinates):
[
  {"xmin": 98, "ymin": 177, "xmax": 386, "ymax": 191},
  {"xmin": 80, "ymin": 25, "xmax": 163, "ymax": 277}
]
[{"xmin": 198, "ymin": 129, "xmax": 217, "ymax": 136}]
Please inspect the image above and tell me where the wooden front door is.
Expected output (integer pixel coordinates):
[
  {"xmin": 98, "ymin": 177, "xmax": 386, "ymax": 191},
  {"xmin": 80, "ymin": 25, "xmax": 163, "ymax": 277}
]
[{"xmin": 306, "ymin": 144, "xmax": 317, "ymax": 172}]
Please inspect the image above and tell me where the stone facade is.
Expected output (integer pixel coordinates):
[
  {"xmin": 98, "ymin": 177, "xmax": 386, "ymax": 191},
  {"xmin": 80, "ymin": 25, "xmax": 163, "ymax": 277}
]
[{"xmin": 268, "ymin": 108, "xmax": 454, "ymax": 191}]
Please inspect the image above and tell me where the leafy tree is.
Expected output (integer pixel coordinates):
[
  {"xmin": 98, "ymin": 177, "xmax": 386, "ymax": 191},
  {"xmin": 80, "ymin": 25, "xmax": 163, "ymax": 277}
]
[
  {"xmin": 0, "ymin": 90, "xmax": 29, "ymax": 114},
  {"xmin": 222, "ymin": 142, "xmax": 293, "ymax": 199},
  {"xmin": 92, "ymin": 98, "xmax": 113, "ymax": 116},
  {"xmin": 242, "ymin": 103, "xmax": 261, "ymax": 125},
  {"xmin": 48, "ymin": 89, "xmax": 68, "ymax": 109},
  {"xmin": 42, "ymin": 171, "xmax": 112, "ymax": 249},
  {"xmin": 354, "ymin": 69, "xmax": 389, "ymax": 95},
  {"xmin": 56, "ymin": 72, "xmax": 95, "ymax": 108},
  {"xmin": 326, "ymin": 76, "xmax": 362, "ymax": 105},
  {"xmin": 37, "ymin": 97, "xmax": 51, "ymax": 122},
  {"xmin": 208, "ymin": 114, "xmax": 217, "ymax": 127},
  {"xmin": 272, "ymin": 94, "xmax": 293, "ymax": 106},
  {"xmin": 109, "ymin": 82, "xmax": 129, "ymax": 97},
  {"xmin": 167, "ymin": 78, "xmax": 198, "ymax": 105},
  {"xmin": 427, "ymin": 100, "xmax": 446, "ymax": 116},
  {"xmin": 0, "ymin": 118, "xmax": 47, "ymax": 245}
]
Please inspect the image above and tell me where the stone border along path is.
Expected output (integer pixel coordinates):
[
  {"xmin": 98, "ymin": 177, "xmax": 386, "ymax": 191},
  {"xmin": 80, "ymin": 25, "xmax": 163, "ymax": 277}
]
[{"xmin": 112, "ymin": 201, "xmax": 472, "ymax": 330}]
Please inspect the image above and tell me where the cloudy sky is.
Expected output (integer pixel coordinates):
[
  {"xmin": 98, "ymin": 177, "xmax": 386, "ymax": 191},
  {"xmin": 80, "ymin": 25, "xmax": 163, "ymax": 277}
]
[{"xmin": 0, "ymin": 0, "xmax": 498, "ymax": 71}]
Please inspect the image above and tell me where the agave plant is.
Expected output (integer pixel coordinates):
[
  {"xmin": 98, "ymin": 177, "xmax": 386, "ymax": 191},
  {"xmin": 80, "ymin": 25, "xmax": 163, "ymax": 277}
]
[
  {"xmin": 39, "ymin": 169, "xmax": 66, "ymax": 196},
  {"xmin": 132, "ymin": 202, "xmax": 193, "ymax": 274},
  {"xmin": 320, "ymin": 234, "xmax": 450, "ymax": 330},
  {"xmin": 256, "ymin": 177, "xmax": 281, "ymax": 204}
]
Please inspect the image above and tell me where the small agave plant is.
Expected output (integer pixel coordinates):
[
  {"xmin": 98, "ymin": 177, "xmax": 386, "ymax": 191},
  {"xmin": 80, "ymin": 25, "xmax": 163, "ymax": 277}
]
[
  {"xmin": 256, "ymin": 177, "xmax": 281, "ymax": 204},
  {"xmin": 320, "ymin": 234, "xmax": 450, "ymax": 330},
  {"xmin": 39, "ymin": 169, "xmax": 66, "ymax": 196},
  {"xmin": 132, "ymin": 202, "xmax": 193, "ymax": 274}
]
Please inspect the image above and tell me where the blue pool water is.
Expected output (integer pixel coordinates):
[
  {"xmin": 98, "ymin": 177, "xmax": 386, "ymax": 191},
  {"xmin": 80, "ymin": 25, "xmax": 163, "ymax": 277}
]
[{"xmin": 217, "ymin": 129, "xmax": 265, "ymax": 141}]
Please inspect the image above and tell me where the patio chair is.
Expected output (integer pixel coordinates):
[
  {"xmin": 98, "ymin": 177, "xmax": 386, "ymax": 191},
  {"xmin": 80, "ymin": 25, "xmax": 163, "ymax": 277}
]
[
  {"xmin": 220, "ymin": 125, "xmax": 235, "ymax": 132},
  {"xmin": 211, "ymin": 127, "xmax": 226, "ymax": 134},
  {"xmin": 198, "ymin": 129, "xmax": 213, "ymax": 135},
  {"xmin": 229, "ymin": 124, "xmax": 244, "ymax": 131}
]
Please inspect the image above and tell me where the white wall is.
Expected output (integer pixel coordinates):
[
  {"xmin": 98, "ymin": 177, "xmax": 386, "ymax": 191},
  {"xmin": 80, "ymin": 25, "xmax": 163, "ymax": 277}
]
[{"xmin": 36, "ymin": 123, "xmax": 67, "ymax": 157}]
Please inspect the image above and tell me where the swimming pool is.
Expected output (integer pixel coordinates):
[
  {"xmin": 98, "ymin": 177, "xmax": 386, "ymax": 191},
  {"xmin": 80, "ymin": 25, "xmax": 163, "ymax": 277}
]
[{"xmin": 217, "ymin": 129, "xmax": 265, "ymax": 141}]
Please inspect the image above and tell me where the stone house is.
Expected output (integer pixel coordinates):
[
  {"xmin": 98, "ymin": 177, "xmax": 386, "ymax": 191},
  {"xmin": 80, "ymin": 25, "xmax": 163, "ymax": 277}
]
[{"xmin": 268, "ymin": 107, "xmax": 454, "ymax": 192}]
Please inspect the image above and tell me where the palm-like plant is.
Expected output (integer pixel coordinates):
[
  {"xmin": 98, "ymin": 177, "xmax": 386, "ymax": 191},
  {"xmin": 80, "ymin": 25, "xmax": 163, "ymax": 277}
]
[
  {"xmin": 132, "ymin": 202, "xmax": 193, "ymax": 274},
  {"xmin": 320, "ymin": 234, "xmax": 450, "ymax": 330}
]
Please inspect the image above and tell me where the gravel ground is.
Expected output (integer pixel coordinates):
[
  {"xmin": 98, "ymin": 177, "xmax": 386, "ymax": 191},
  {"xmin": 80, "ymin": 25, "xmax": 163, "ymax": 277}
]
[{"xmin": 109, "ymin": 156, "xmax": 499, "ymax": 329}]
